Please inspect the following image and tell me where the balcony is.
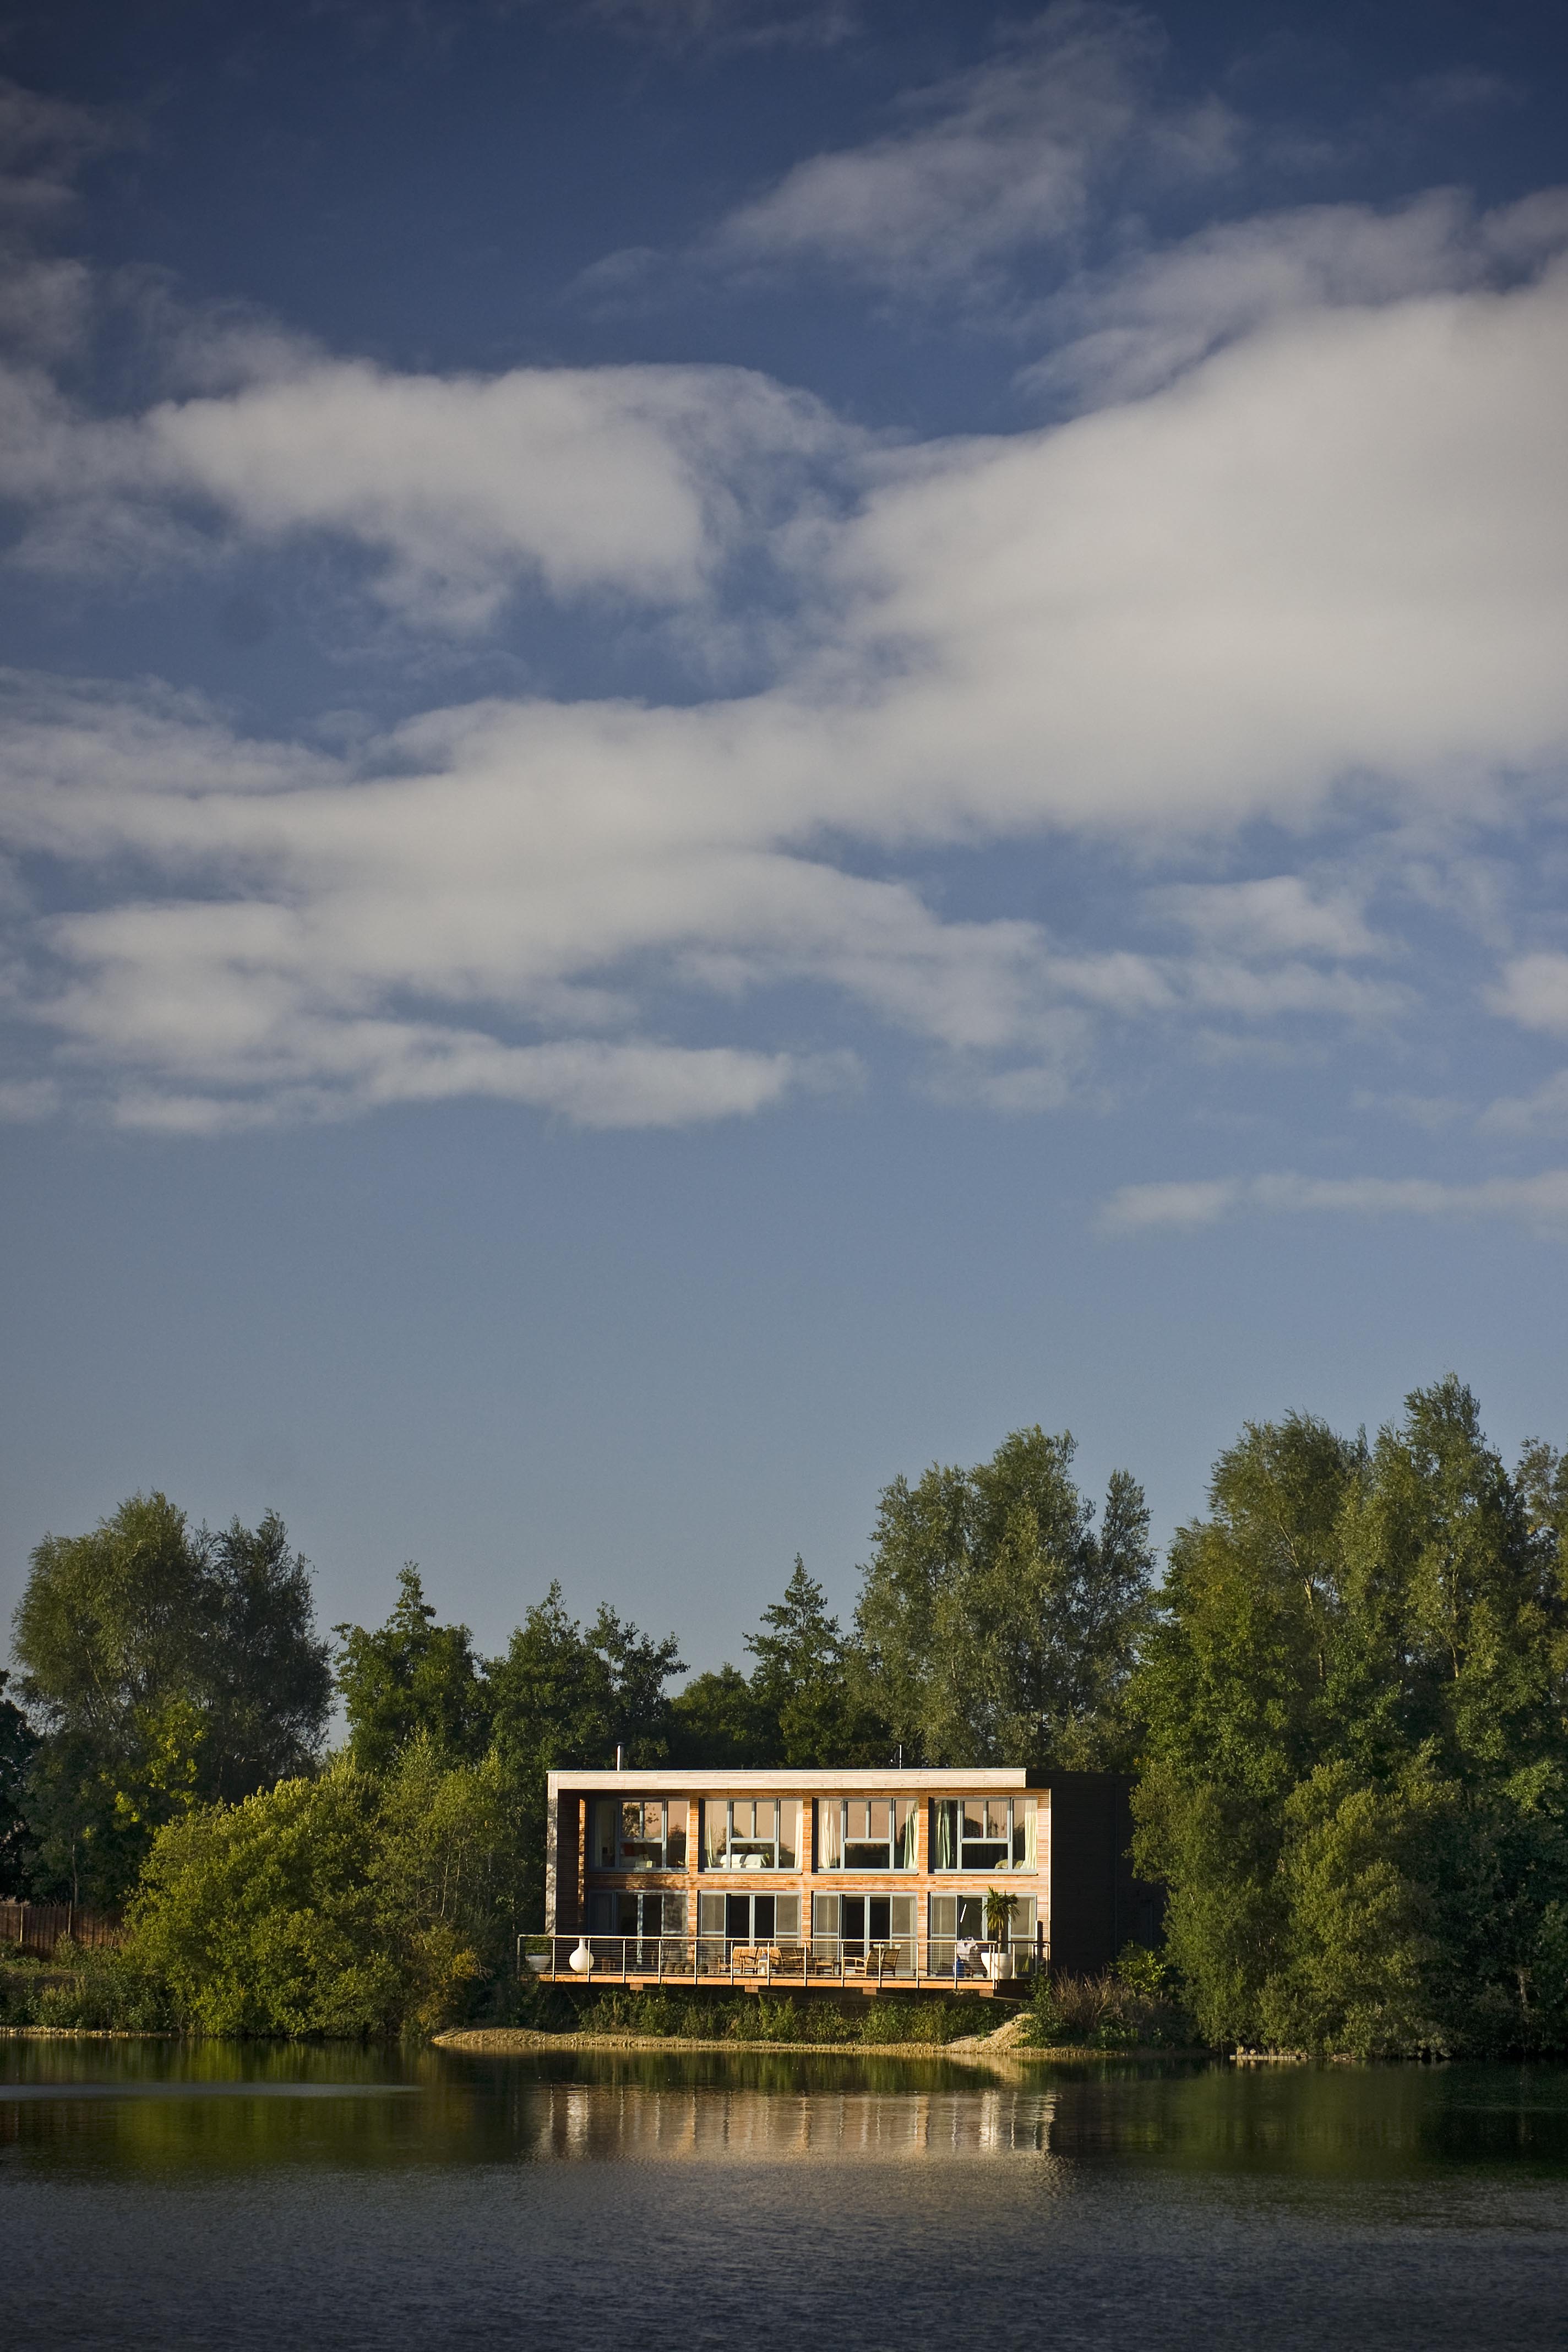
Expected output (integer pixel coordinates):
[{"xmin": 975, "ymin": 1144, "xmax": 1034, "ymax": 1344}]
[{"xmin": 522, "ymin": 1933, "xmax": 1047, "ymax": 1992}]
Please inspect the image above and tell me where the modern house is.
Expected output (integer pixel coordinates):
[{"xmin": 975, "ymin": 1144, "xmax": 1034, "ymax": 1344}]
[{"xmin": 538, "ymin": 1767, "xmax": 1158, "ymax": 1992}]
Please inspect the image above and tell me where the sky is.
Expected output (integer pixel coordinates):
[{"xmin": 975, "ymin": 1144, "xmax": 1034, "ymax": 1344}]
[{"xmin": 2, "ymin": 0, "xmax": 1567, "ymax": 1674}]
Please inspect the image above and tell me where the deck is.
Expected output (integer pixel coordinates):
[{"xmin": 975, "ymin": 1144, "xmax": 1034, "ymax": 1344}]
[{"xmin": 525, "ymin": 1933, "xmax": 1044, "ymax": 1994}]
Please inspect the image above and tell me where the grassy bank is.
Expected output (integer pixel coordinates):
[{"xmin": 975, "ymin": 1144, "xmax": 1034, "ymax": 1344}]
[{"xmin": 1, "ymin": 1942, "xmax": 172, "ymax": 2032}]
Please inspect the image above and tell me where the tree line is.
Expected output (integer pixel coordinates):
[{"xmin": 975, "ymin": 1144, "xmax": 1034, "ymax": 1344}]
[{"xmin": 5, "ymin": 1378, "xmax": 1568, "ymax": 2051}]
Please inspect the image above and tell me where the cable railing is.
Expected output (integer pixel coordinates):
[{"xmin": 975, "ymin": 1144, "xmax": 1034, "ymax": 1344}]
[{"xmin": 521, "ymin": 1932, "xmax": 1047, "ymax": 1989}]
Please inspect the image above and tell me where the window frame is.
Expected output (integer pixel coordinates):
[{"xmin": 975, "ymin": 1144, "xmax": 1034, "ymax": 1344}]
[
  {"xmin": 590, "ymin": 1796, "xmax": 689, "ymax": 1872},
  {"xmin": 701, "ymin": 1795, "xmax": 800, "ymax": 1871},
  {"xmin": 931, "ymin": 1794, "xmax": 1038, "ymax": 1873},
  {"xmin": 815, "ymin": 1795, "xmax": 917, "ymax": 1872}
]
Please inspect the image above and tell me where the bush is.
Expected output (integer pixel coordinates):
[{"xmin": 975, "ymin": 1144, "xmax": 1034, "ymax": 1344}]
[
  {"xmin": 567, "ymin": 1987, "xmax": 986, "ymax": 2044},
  {"xmin": 0, "ymin": 1940, "xmax": 171, "ymax": 2031},
  {"xmin": 1025, "ymin": 1947, "xmax": 1196, "ymax": 2049}
]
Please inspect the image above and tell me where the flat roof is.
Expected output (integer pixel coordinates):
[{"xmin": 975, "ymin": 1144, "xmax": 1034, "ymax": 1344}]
[{"xmin": 547, "ymin": 1767, "xmax": 1034, "ymax": 1794}]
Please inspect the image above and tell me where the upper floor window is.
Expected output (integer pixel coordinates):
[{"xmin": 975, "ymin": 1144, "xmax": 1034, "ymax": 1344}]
[
  {"xmin": 816, "ymin": 1798, "xmax": 917, "ymax": 1871},
  {"xmin": 703, "ymin": 1796, "xmax": 799, "ymax": 1870},
  {"xmin": 590, "ymin": 1796, "xmax": 688, "ymax": 1872},
  {"xmin": 932, "ymin": 1795, "xmax": 1037, "ymax": 1872}
]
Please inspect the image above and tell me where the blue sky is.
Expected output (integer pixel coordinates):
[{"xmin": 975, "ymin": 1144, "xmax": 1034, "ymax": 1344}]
[{"xmin": 2, "ymin": 0, "xmax": 1567, "ymax": 1670}]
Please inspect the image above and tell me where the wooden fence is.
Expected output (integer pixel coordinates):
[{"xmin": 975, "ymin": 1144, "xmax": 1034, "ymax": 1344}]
[{"xmin": 0, "ymin": 1900, "xmax": 123, "ymax": 1957}]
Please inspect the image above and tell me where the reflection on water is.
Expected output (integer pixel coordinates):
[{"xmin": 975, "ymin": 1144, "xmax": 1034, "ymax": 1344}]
[
  {"xmin": 526, "ymin": 2076, "xmax": 1057, "ymax": 2160},
  {"xmin": 3, "ymin": 2044, "xmax": 1567, "ymax": 2349}
]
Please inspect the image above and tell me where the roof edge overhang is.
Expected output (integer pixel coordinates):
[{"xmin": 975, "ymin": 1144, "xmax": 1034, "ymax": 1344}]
[{"xmin": 546, "ymin": 1767, "xmax": 1038, "ymax": 1796}]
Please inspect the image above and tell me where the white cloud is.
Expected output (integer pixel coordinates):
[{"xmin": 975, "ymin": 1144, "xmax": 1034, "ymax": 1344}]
[
  {"xmin": 696, "ymin": 3, "xmax": 1237, "ymax": 296},
  {"xmin": 0, "ymin": 354, "xmax": 848, "ymax": 629},
  {"xmin": 3, "ymin": 126, "xmax": 1568, "ymax": 1129},
  {"xmin": 1151, "ymin": 876, "xmax": 1384, "ymax": 960},
  {"xmin": 1020, "ymin": 188, "xmax": 1568, "ymax": 406},
  {"xmin": 1487, "ymin": 952, "xmax": 1568, "ymax": 1037},
  {"xmin": 1100, "ymin": 1167, "xmax": 1568, "ymax": 1233},
  {"xmin": 1478, "ymin": 1069, "xmax": 1568, "ymax": 1135}
]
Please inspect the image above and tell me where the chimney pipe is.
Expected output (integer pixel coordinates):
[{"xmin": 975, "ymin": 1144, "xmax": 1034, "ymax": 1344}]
[{"xmin": 615, "ymin": 1744, "xmax": 624, "ymax": 1771}]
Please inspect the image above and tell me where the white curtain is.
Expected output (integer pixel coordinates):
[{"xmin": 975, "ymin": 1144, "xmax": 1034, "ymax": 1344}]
[{"xmin": 818, "ymin": 1800, "xmax": 842, "ymax": 1869}]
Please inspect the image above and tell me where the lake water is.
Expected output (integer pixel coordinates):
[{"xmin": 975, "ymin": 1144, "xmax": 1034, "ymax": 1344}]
[{"xmin": 3, "ymin": 2040, "xmax": 1567, "ymax": 2349}]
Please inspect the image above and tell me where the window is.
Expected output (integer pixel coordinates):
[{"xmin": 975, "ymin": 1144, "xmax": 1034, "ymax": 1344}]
[
  {"xmin": 932, "ymin": 1795, "xmax": 1037, "ymax": 1872},
  {"xmin": 701, "ymin": 1797, "xmax": 799, "ymax": 1870},
  {"xmin": 812, "ymin": 1892, "xmax": 917, "ymax": 1973},
  {"xmin": 587, "ymin": 1890, "xmax": 685, "ymax": 1939},
  {"xmin": 816, "ymin": 1798, "xmax": 917, "ymax": 1871},
  {"xmin": 929, "ymin": 1892, "xmax": 1037, "ymax": 1975},
  {"xmin": 589, "ymin": 1796, "xmax": 689, "ymax": 1871},
  {"xmin": 698, "ymin": 1891, "xmax": 801, "ymax": 1943}
]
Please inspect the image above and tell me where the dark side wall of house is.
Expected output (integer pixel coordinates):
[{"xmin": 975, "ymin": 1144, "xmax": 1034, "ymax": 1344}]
[{"xmin": 1030, "ymin": 1771, "xmax": 1165, "ymax": 1975}]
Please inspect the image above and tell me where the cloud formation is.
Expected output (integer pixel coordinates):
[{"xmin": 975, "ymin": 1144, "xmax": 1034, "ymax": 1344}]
[
  {"xmin": 3, "ymin": 42, "xmax": 1568, "ymax": 1143},
  {"xmin": 1101, "ymin": 1168, "xmax": 1568, "ymax": 1234},
  {"xmin": 684, "ymin": 4, "xmax": 1238, "ymax": 297}
]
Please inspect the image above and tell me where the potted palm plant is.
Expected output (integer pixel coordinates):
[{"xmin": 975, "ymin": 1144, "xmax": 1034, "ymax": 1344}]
[{"xmin": 983, "ymin": 1888, "xmax": 1017, "ymax": 1980}]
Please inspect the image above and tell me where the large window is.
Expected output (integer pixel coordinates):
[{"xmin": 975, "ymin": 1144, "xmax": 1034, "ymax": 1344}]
[
  {"xmin": 929, "ymin": 1892, "xmax": 1037, "ymax": 1974},
  {"xmin": 816, "ymin": 1798, "xmax": 917, "ymax": 1871},
  {"xmin": 702, "ymin": 1797, "xmax": 799, "ymax": 1870},
  {"xmin": 812, "ymin": 1892, "xmax": 917, "ymax": 1973},
  {"xmin": 698, "ymin": 1891, "xmax": 801, "ymax": 1944},
  {"xmin": 932, "ymin": 1795, "xmax": 1037, "ymax": 1872},
  {"xmin": 590, "ymin": 1797, "xmax": 688, "ymax": 1872}
]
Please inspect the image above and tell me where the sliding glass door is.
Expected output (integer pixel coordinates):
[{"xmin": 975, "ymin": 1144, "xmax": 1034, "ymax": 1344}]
[{"xmin": 811, "ymin": 1893, "xmax": 916, "ymax": 1975}]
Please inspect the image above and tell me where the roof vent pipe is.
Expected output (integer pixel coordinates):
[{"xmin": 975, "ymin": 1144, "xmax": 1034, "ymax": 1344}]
[{"xmin": 615, "ymin": 1745, "xmax": 624, "ymax": 1771}]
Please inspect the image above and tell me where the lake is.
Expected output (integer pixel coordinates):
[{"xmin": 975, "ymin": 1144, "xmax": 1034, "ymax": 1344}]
[{"xmin": 3, "ymin": 2040, "xmax": 1567, "ymax": 2348}]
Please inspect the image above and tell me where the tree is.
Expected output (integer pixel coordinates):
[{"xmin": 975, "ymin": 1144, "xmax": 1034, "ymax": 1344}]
[
  {"xmin": 854, "ymin": 1427, "xmax": 1155, "ymax": 1767},
  {"xmin": 125, "ymin": 1763, "xmax": 407, "ymax": 2036},
  {"xmin": 1134, "ymin": 1382, "xmax": 1568, "ymax": 2054},
  {"xmin": 483, "ymin": 1583, "xmax": 684, "ymax": 1930},
  {"xmin": 12, "ymin": 1493, "xmax": 331, "ymax": 1904},
  {"xmin": 0, "ymin": 1670, "xmax": 37, "ymax": 1897},
  {"xmin": 204, "ymin": 1513, "xmax": 333, "ymax": 1799},
  {"xmin": 335, "ymin": 1566, "xmax": 488, "ymax": 1772},
  {"xmin": 668, "ymin": 1665, "xmax": 777, "ymax": 1766},
  {"xmin": 745, "ymin": 1557, "xmax": 885, "ymax": 1765}
]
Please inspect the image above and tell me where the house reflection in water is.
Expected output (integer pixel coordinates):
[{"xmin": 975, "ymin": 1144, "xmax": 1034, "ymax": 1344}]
[{"xmin": 529, "ymin": 2080, "xmax": 1060, "ymax": 2162}]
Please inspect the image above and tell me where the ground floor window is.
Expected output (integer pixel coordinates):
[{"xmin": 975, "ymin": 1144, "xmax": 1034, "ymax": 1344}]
[
  {"xmin": 812, "ymin": 1892, "xmax": 917, "ymax": 1974},
  {"xmin": 929, "ymin": 1892, "xmax": 1037, "ymax": 1978},
  {"xmin": 696, "ymin": 1890, "xmax": 801, "ymax": 1963},
  {"xmin": 586, "ymin": 1890, "xmax": 685, "ymax": 1959}
]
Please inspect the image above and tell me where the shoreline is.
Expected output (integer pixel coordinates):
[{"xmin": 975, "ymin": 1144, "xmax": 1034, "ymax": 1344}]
[{"xmin": 432, "ymin": 2026, "xmax": 1193, "ymax": 2061}]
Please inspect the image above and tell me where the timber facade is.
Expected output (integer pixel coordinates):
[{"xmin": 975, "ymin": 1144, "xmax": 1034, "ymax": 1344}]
[{"xmin": 537, "ymin": 1767, "xmax": 1157, "ymax": 1994}]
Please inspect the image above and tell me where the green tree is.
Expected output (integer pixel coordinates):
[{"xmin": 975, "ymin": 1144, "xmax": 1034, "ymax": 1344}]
[
  {"xmin": 125, "ymin": 1763, "xmax": 406, "ymax": 2035},
  {"xmin": 13, "ymin": 1493, "xmax": 330, "ymax": 1904},
  {"xmin": 745, "ymin": 1556, "xmax": 885, "ymax": 1765},
  {"xmin": 335, "ymin": 1565, "xmax": 489, "ymax": 1772},
  {"xmin": 1135, "ymin": 1382, "xmax": 1568, "ymax": 2054},
  {"xmin": 668, "ymin": 1665, "xmax": 777, "ymax": 1766},
  {"xmin": 0, "ymin": 1669, "xmax": 37, "ymax": 1897},
  {"xmin": 855, "ymin": 1427, "xmax": 1154, "ymax": 1767}
]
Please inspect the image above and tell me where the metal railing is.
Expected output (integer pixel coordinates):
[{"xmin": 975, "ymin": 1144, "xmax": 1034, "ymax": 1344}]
[{"xmin": 521, "ymin": 1932, "xmax": 1046, "ymax": 1988}]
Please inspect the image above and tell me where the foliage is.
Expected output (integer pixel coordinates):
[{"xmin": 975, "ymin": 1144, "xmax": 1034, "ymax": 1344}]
[
  {"xmin": 571, "ymin": 1986, "xmax": 986, "ymax": 2044},
  {"xmin": 668, "ymin": 1665, "xmax": 777, "ymax": 1765},
  {"xmin": 1025, "ymin": 1962, "xmax": 1193, "ymax": 2050},
  {"xmin": 0, "ymin": 1669, "xmax": 37, "ymax": 1897},
  {"xmin": 335, "ymin": 1565, "xmax": 488, "ymax": 1773},
  {"xmin": 1134, "ymin": 1380, "xmax": 1568, "ymax": 2056},
  {"xmin": 745, "ymin": 1558, "xmax": 887, "ymax": 1765},
  {"xmin": 0, "ymin": 1939, "xmax": 171, "ymax": 2031},
  {"xmin": 855, "ymin": 1427, "xmax": 1154, "ymax": 1766},
  {"xmin": 13, "ymin": 1494, "xmax": 330, "ymax": 1904}
]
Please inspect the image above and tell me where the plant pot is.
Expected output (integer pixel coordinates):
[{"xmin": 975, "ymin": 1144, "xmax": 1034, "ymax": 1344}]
[
  {"xmin": 525, "ymin": 1953, "xmax": 550, "ymax": 1974},
  {"xmin": 983, "ymin": 1948, "xmax": 1013, "ymax": 1981}
]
